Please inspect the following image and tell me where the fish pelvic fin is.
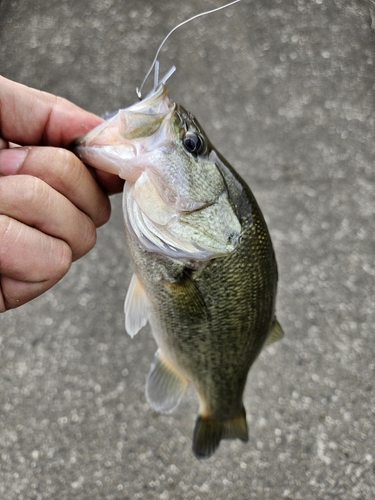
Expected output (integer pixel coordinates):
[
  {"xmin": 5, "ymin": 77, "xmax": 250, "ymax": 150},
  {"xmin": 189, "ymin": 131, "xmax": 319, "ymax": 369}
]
[
  {"xmin": 264, "ymin": 317, "xmax": 284, "ymax": 347},
  {"xmin": 192, "ymin": 407, "xmax": 248, "ymax": 459},
  {"xmin": 146, "ymin": 350, "xmax": 189, "ymax": 414},
  {"xmin": 124, "ymin": 273, "xmax": 150, "ymax": 338}
]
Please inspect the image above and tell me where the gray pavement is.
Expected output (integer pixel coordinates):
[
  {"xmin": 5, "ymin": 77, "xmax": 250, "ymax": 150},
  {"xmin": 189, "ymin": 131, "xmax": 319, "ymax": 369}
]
[{"xmin": 1, "ymin": 0, "xmax": 375, "ymax": 498}]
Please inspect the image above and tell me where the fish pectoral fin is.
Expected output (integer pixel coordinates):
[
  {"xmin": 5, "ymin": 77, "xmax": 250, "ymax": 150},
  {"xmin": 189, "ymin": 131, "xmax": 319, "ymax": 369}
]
[
  {"xmin": 146, "ymin": 350, "xmax": 189, "ymax": 414},
  {"xmin": 163, "ymin": 269, "xmax": 207, "ymax": 319},
  {"xmin": 124, "ymin": 273, "xmax": 150, "ymax": 338},
  {"xmin": 264, "ymin": 318, "xmax": 284, "ymax": 347},
  {"xmin": 192, "ymin": 407, "xmax": 248, "ymax": 459}
]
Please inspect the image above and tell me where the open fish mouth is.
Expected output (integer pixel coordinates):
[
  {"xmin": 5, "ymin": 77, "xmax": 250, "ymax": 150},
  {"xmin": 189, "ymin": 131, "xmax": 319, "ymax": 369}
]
[{"xmin": 74, "ymin": 84, "xmax": 175, "ymax": 182}]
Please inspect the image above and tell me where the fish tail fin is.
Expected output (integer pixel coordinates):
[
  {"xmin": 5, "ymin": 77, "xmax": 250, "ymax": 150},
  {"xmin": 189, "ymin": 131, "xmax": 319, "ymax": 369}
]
[{"xmin": 192, "ymin": 407, "xmax": 248, "ymax": 459}]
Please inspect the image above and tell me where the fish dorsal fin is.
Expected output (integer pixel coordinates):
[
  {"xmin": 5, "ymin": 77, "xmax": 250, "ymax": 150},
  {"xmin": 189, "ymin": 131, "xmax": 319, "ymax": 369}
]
[
  {"xmin": 264, "ymin": 318, "xmax": 284, "ymax": 347},
  {"xmin": 124, "ymin": 273, "xmax": 150, "ymax": 338},
  {"xmin": 192, "ymin": 406, "xmax": 248, "ymax": 459},
  {"xmin": 146, "ymin": 350, "xmax": 189, "ymax": 414}
]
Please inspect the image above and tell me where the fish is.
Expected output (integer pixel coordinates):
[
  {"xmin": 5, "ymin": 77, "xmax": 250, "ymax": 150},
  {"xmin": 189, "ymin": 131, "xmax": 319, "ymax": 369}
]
[{"xmin": 74, "ymin": 83, "xmax": 283, "ymax": 458}]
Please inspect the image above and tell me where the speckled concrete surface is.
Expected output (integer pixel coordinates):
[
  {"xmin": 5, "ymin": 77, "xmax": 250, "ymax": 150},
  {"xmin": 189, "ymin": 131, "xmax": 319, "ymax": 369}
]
[{"xmin": 1, "ymin": 0, "xmax": 375, "ymax": 498}]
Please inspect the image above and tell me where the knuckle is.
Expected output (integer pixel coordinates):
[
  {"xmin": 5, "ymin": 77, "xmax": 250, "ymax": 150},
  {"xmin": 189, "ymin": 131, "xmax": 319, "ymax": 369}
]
[
  {"xmin": 84, "ymin": 218, "xmax": 97, "ymax": 248},
  {"xmin": 12, "ymin": 174, "xmax": 48, "ymax": 206},
  {"xmin": 52, "ymin": 240, "xmax": 73, "ymax": 280},
  {"xmin": 72, "ymin": 216, "xmax": 97, "ymax": 261},
  {"xmin": 55, "ymin": 148, "xmax": 82, "ymax": 185},
  {"xmin": 0, "ymin": 288, "xmax": 6, "ymax": 312},
  {"xmin": 95, "ymin": 198, "xmax": 112, "ymax": 227},
  {"xmin": 0, "ymin": 213, "xmax": 11, "ymax": 236},
  {"xmin": 30, "ymin": 175, "xmax": 48, "ymax": 202},
  {"xmin": 0, "ymin": 215, "xmax": 13, "ymax": 256},
  {"xmin": 83, "ymin": 218, "xmax": 97, "ymax": 252},
  {"xmin": 54, "ymin": 147, "xmax": 74, "ymax": 171}
]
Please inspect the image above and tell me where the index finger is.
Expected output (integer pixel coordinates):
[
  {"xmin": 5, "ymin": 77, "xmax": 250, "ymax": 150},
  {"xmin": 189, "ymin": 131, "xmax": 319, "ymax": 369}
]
[{"xmin": 0, "ymin": 76, "xmax": 103, "ymax": 147}]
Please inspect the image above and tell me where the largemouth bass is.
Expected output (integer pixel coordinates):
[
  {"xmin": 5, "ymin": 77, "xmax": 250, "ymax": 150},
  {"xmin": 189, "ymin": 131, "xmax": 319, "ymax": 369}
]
[{"xmin": 74, "ymin": 83, "xmax": 283, "ymax": 458}]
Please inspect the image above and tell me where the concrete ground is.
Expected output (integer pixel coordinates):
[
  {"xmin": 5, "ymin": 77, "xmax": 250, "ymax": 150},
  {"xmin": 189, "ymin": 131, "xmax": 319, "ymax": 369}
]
[{"xmin": 1, "ymin": 0, "xmax": 375, "ymax": 498}]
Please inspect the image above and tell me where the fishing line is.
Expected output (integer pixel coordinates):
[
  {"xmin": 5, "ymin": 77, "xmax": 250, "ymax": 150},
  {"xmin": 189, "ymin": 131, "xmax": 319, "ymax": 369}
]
[{"xmin": 136, "ymin": 0, "xmax": 241, "ymax": 99}]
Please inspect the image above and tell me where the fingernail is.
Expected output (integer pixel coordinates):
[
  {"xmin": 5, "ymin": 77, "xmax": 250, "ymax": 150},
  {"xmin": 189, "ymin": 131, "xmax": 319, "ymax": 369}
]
[{"xmin": 0, "ymin": 148, "xmax": 28, "ymax": 175}]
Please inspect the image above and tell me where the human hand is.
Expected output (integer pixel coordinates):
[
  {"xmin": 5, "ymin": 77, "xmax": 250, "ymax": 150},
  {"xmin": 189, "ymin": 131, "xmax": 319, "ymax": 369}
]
[{"xmin": 0, "ymin": 76, "xmax": 124, "ymax": 312}]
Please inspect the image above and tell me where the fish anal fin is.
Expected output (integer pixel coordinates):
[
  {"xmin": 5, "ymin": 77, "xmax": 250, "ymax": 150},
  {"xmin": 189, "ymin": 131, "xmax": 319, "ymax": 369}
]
[
  {"xmin": 124, "ymin": 273, "xmax": 150, "ymax": 338},
  {"xmin": 264, "ymin": 318, "xmax": 284, "ymax": 347},
  {"xmin": 192, "ymin": 407, "xmax": 248, "ymax": 459},
  {"xmin": 146, "ymin": 350, "xmax": 188, "ymax": 414}
]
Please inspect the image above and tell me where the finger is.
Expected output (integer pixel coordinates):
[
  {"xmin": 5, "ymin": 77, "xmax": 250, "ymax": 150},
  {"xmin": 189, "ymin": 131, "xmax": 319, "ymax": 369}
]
[
  {"xmin": 0, "ymin": 216, "xmax": 72, "ymax": 311},
  {"xmin": 0, "ymin": 277, "xmax": 58, "ymax": 311},
  {"xmin": 0, "ymin": 175, "xmax": 97, "ymax": 261},
  {"xmin": 0, "ymin": 77, "xmax": 123, "ymax": 195},
  {"xmin": 0, "ymin": 75, "xmax": 103, "ymax": 147},
  {"xmin": 0, "ymin": 146, "xmax": 111, "ymax": 227}
]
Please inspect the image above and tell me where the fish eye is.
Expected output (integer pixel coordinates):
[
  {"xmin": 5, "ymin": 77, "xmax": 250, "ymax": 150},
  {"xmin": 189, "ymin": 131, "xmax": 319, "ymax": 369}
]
[{"xmin": 183, "ymin": 131, "xmax": 204, "ymax": 156}]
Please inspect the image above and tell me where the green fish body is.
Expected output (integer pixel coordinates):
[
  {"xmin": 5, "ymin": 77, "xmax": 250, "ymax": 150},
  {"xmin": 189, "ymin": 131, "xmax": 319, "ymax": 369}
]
[{"xmin": 75, "ymin": 85, "xmax": 283, "ymax": 458}]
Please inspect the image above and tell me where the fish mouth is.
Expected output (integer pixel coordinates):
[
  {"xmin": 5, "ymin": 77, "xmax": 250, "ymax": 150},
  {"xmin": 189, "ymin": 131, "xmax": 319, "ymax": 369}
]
[{"xmin": 73, "ymin": 84, "xmax": 174, "ymax": 182}]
